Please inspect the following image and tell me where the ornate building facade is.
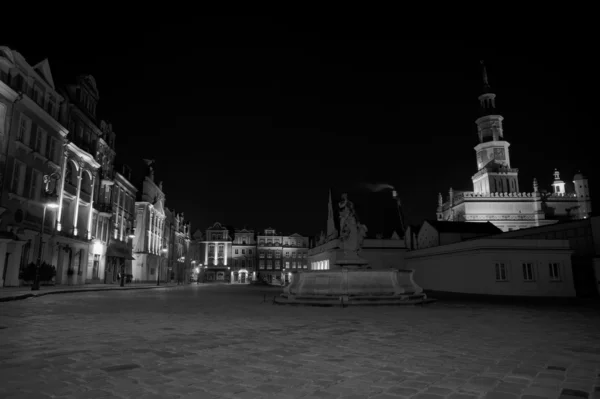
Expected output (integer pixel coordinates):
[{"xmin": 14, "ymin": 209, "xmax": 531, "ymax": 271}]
[
  {"xmin": 257, "ymin": 227, "xmax": 309, "ymax": 284},
  {"xmin": 231, "ymin": 228, "xmax": 256, "ymax": 283},
  {"xmin": 436, "ymin": 64, "xmax": 592, "ymax": 232},
  {"xmin": 132, "ymin": 161, "xmax": 167, "ymax": 283},
  {"xmin": 164, "ymin": 209, "xmax": 191, "ymax": 283},
  {"xmin": 0, "ymin": 47, "xmax": 69, "ymax": 287},
  {"xmin": 201, "ymin": 222, "xmax": 232, "ymax": 282}
]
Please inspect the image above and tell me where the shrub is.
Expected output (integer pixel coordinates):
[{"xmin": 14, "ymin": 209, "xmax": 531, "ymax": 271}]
[
  {"xmin": 39, "ymin": 262, "xmax": 57, "ymax": 282},
  {"xmin": 19, "ymin": 262, "xmax": 56, "ymax": 282}
]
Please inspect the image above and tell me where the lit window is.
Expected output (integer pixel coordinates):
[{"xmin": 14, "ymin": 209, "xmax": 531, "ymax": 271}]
[
  {"xmin": 549, "ymin": 263, "xmax": 561, "ymax": 281},
  {"xmin": 285, "ymin": 261, "xmax": 290, "ymax": 268},
  {"xmin": 522, "ymin": 263, "xmax": 535, "ymax": 281}
]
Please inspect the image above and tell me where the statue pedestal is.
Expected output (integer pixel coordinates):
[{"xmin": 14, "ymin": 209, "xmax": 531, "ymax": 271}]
[
  {"xmin": 275, "ymin": 267, "xmax": 431, "ymax": 306},
  {"xmin": 335, "ymin": 254, "xmax": 369, "ymax": 268}
]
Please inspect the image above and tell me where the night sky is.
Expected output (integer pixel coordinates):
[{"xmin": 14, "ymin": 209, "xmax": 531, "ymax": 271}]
[{"xmin": 6, "ymin": 20, "xmax": 595, "ymax": 238}]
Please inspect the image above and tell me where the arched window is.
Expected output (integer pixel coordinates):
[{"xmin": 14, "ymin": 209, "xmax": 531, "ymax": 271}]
[{"xmin": 81, "ymin": 171, "xmax": 92, "ymax": 194}]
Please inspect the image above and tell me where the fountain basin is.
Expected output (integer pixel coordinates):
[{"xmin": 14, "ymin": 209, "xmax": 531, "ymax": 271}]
[{"xmin": 274, "ymin": 268, "xmax": 430, "ymax": 306}]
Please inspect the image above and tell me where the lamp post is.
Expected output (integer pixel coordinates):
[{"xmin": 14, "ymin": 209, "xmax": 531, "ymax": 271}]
[{"xmin": 32, "ymin": 173, "xmax": 60, "ymax": 291}]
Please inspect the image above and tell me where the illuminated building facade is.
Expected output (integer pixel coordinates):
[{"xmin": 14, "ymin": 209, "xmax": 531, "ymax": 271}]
[
  {"xmin": 201, "ymin": 222, "xmax": 232, "ymax": 282},
  {"xmin": 231, "ymin": 228, "xmax": 256, "ymax": 283},
  {"xmin": 132, "ymin": 162, "xmax": 167, "ymax": 283},
  {"xmin": 0, "ymin": 47, "xmax": 69, "ymax": 287},
  {"xmin": 189, "ymin": 228, "xmax": 203, "ymax": 282},
  {"xmin": 91, "ymin": 163, "xmax": 137, "ymax": 284},
  {"xmin": 164, "ymin": 209, "xmax": 191, "ymax": 283},
  {"xmin": 437, "ymin": 64, "xmax": 592, "ymax": 232},
  {"xmin": 257, "ymin": 227, "xmax": 309, "ymax": 284}
]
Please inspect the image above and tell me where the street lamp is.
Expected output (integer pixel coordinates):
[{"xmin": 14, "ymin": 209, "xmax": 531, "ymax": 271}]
[{"xmin": 32, "ymin": 173, "xmax": 60, "ymax": 291}]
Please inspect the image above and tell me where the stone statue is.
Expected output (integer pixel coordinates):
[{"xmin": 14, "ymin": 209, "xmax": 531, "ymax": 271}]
[{"xmin": 338, "ymin": 193, "xmax": 368, "ymax": 259}]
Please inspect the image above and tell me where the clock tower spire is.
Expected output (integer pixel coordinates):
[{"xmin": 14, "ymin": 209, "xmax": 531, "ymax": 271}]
[{"xmin": 471, "ymin": 61, "xmax": 520, "ymax": 195}]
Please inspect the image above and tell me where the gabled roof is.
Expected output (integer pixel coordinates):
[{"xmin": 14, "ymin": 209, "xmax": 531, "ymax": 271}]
[
  {"xmin": 33, "ymin": 58, "xmax": 55, "ymax": 89},
  {"xmin": 288, "ymin": 233, "xmax": 303, "ymax": 237},
  {"xmin": 208, "ymin": 222, "xmax": 226, "ymax": 230},
  {"xmin": 424, "ymin": 220, "xmax": 502, "ymax": 235}
]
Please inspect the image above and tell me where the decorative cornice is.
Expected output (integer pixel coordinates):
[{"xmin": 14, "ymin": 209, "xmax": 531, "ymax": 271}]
[
  {"xmin": 66, "ymin": 142, "xmax": 100, "ymax": 169},
  {"xmin": 115, "ymin": 171, "xmax": 137, "ymax": 194},
  {"xmin": 0, "ymin": 81, "xmax": 18, "ymax": 101}
]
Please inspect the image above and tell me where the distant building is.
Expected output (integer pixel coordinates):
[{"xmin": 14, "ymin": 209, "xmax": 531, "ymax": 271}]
[
  {"xmin": 132, "ymin": 161, "xmax": 167, "ymax": 283},
  {"xmin": 188, "ymin": 229, "xmax": 203, "ymax": 281},
  {"xmin": 201, "ymin": 222, "xmax": 232, "ymax": 282},
  {"xmin": 437, "ymin": 64, "xmax": 592, "ymax": 232},
  {"xmin": 411, "ymin": 220, "xmax": 502, "ymax": 250},
  {"xmin": 172, "ymin": 211, "xmax": 191, "ymax": 283},
  {"xmin": 257, "ymin": 227, "xmax": 309, "ymax": 284},
  {"xmin": 232, "ymin": 228, "xmax": 256, "ymax": 284}
]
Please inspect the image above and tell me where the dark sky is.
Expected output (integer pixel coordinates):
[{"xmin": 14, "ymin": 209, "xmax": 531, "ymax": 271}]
[{"xmin": 6, "ymin": 19, "xmax": 595, "ymax": 238}]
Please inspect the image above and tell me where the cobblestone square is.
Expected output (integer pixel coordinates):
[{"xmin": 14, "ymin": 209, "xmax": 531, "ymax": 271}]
[{"xmin": 1, "ymin": 285, "xmax": 599, "ymax": 398}]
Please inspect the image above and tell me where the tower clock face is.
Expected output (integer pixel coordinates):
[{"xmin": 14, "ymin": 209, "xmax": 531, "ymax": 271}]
[{"xmin": 494, "ymin": 147, "xmax": 506, "ymax": 161}]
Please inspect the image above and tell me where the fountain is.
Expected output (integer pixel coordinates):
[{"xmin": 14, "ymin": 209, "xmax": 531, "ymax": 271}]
[{"xmin": 275, "ymin": 192, "xmax": 429, "ymax": 306}]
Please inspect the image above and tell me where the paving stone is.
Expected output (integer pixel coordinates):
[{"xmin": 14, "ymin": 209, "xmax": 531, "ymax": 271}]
[
  {"xmin": 523, "ymin": 385, "xmax": 562, "ymax": 398},
  {"xmin": 484, "ymin": 392, "xmax": 519, "ymax": 399},
  {"xmin": 1, "ymin": 285, "xmax": 600, "ymax": 399},
  {"xmin": 448, "ymin": 393, "xmax": 480, "ymax": 399},
  {"xmin": 411, "ymin": 394, "xmax": 446, "ymax": 399},
  {"xmin": 386, "ymin": 386, "xmax": 420, "ymax": 396}
]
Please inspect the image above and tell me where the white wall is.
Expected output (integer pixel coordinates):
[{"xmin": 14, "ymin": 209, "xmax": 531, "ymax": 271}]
[{"xmin": 406, "ymin": 239, "xmax": 576, "ymax": 297}]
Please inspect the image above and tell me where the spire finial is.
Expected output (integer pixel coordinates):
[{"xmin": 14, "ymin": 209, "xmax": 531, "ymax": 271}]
[{"xmin": 480, "ymin": 60, "xmax": 491, "ymax": 91}]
